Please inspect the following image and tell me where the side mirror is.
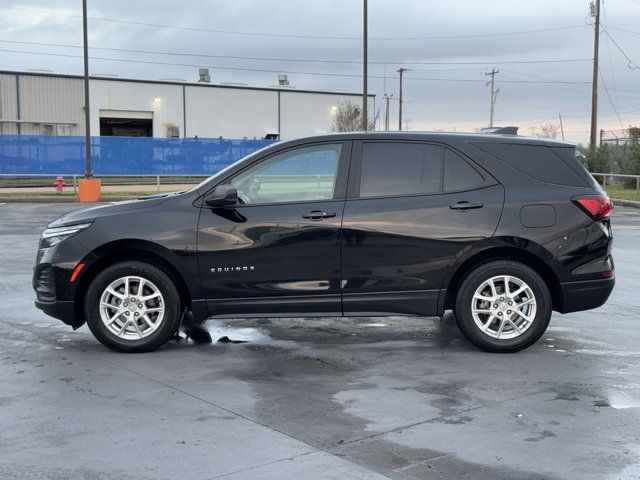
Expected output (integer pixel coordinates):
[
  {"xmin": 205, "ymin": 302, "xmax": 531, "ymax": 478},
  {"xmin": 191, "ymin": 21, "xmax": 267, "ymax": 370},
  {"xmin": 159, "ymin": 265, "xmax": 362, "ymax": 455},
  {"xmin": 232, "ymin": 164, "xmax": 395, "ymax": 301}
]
[{"xmin": 205, "ymin": 185, "xmax": 238, "ymax": 207}]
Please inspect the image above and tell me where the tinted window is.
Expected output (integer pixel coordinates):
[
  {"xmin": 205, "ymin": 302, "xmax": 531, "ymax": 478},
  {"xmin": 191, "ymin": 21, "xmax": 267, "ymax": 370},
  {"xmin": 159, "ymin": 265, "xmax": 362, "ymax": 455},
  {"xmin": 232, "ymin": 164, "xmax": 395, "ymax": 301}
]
[
  {"xmin": 473, "ymin": 142, "xmax": 588, "ymax": 187},
  {"xmin": 360, "ymin": 143, "xmax": 442, "ymax": 197},
  {"xmin": 550, "ymin": 146, "xmax": 599, "ymax": 188},
  {"xmin": 443, "ymin": 148, "xmax": 485, "ymax": 191},
  {"xmin": 231, "ymin": 144, "xmax": 340, "ymax": 204}
]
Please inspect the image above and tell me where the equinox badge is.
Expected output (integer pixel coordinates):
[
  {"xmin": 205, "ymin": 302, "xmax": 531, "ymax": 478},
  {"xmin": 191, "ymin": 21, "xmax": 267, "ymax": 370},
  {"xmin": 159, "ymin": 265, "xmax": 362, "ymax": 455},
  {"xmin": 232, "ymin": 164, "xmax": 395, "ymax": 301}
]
[{"xmin": 211, "ymin": 266, "xmax": 255, "ymax": 273}]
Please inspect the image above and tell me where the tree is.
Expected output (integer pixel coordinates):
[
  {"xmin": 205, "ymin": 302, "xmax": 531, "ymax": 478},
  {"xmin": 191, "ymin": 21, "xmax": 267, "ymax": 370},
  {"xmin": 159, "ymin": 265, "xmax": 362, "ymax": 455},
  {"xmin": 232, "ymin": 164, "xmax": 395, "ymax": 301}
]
[
  {"xmin": 529, "ymin": 124, "xmax": 561, "ymax": 139},
  {"xmin": 584, "ymin": 143, "xmax": 613, "ymax": 174},
  {"xmin": 331, "ymin": 101, "xmax": 373, "ymax": 132},
  {"xmin": 618, "ymin": 126, "xmax": 640, "ymax": 183}
]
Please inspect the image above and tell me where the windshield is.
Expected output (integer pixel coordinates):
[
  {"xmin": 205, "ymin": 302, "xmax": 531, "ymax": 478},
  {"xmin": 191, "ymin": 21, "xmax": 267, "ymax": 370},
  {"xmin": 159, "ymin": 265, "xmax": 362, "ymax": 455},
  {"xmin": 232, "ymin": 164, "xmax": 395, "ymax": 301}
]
[{"xmin": 185, "ymin": 142, "xmax": 280, "ymax": 194}]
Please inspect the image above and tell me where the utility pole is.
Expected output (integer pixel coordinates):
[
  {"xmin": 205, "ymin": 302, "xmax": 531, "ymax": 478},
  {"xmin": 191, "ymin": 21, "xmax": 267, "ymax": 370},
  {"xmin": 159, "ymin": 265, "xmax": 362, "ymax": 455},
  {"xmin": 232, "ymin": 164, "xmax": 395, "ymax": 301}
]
[
  {"xmin": 589, "ymin": 0, "xmax": 601, "ymax": 152},
  {"xmin": 82, "ymin": 0, "xmax": 92, "ymax": 177},
  {"xmin": 362, "ymin": 0, "xmax": 368, "ymax": 131},
  {"xmin": 485, "ymin": 68, "xmax": 499, "ymax": 128},
  {"xmin": 384, "ymin": 94, "xmax": 393, "ymax": 131},
  {"xmin": 558, "ymin": 112, "xmax": 565, "ymax": 141},
  {"xmin": 397, "ymin": 67, "xmax": 409, "ymax": 131}
]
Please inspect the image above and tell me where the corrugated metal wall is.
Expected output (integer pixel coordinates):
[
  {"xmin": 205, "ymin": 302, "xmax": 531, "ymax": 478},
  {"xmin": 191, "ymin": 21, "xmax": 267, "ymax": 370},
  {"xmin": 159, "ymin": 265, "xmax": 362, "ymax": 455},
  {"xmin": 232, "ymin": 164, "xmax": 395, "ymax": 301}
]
[
  {"xmin": 280, "ymin": 91, "xmax": 376, "ymax": 138},
  {"xmin": 0, "ymin": 72, "xmax": 374, "ymax": 141},
  {"xmin": 185, "ymin": 85, "xmax": 278, "ymax": 139},
  {"xmin": 18, "ymin": 74, "xmax": 84, "ymax": 135},
  {"xmin": 0, "ymin": 73, "xmax": 18, "ymax": 134}
]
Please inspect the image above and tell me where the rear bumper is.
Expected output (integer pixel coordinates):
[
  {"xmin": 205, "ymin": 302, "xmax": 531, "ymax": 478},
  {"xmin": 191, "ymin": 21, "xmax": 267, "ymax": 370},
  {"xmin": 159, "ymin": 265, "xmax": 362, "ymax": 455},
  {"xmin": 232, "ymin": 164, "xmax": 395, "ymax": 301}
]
[
  {"xmin": 34, "ymin": 299, "xmax": 81, "ymax": 329},
  {"xmin": 558, "ymin": 276, "xmax": 615, "ymax": 314}
]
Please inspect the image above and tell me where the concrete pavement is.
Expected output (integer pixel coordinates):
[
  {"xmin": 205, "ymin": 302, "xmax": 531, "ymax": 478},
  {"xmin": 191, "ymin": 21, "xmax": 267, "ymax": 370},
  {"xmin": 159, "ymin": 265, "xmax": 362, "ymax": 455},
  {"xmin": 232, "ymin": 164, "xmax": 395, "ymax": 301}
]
[{"xmin": 1, "ymin": 203, "xmax": 639, "ymax": 479}]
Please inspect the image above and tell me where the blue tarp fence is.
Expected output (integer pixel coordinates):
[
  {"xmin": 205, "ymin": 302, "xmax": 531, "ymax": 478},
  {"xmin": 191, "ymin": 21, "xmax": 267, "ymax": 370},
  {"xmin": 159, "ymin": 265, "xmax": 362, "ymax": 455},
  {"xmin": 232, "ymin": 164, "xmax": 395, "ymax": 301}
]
[{"xmin": 0, "ymin": 135, "xmax": 275, "ymax": 175}]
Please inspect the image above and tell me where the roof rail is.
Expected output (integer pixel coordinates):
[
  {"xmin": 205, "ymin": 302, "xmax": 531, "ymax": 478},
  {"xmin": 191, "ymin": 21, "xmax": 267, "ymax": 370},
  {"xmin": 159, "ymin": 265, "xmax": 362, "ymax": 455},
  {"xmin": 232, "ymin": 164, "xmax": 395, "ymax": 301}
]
[{"xmin": 481, "ymin": 126, "xmax": 519, "ymax": 135}]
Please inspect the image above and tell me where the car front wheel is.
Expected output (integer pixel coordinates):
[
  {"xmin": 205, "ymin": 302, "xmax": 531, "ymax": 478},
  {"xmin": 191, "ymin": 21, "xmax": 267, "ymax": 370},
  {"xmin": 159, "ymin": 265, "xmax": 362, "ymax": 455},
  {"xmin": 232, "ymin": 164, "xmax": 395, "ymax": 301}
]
[
  {"xmin": 84, "ymin": 261, "xmax": 182, "ymax": 353},
  {"xmin": 454, "ymin": 260, "xmax": 552, "ymax": 353}
]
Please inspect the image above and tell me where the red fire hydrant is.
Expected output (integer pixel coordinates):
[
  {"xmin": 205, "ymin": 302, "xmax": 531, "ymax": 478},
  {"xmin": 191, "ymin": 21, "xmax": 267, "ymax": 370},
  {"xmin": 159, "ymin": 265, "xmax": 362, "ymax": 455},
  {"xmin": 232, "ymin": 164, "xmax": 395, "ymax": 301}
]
[{"xmin": 55, "ymin": 176, "xmax": 65, "ymax": 193}]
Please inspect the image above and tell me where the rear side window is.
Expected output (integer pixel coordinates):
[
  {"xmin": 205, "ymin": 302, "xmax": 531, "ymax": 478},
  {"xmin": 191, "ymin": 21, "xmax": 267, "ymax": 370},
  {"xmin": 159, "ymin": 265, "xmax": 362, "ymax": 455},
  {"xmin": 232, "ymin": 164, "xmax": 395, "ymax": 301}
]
[
  {"xmin": 473, "ymin": 142, "xmax": 588, "ymax": 187},
  {"xmin": 360, "ymin": 142, "xmax": 442, "ymax": 197},
  {"xmin": 549, "ymin": 147, "xmax": 599, "ymax": 189},
  {"xmin": 443, "ymin": 148, "xmax": 485, "ymax": 191}
]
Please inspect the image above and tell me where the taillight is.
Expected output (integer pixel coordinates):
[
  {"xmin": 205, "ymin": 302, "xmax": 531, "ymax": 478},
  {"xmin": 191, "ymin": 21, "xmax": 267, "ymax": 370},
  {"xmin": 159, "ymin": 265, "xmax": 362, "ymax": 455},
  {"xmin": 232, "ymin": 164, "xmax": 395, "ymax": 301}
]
[{"xmin": 572, "ymin": 194, "xmax": 613, "ymax": 220}]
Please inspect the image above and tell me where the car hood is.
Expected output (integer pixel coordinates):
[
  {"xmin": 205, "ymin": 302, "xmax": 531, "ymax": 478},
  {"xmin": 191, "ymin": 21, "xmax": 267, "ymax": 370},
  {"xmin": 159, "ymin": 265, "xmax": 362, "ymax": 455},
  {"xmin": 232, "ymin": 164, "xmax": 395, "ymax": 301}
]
[{"xmin": 48, "ymin": 195, "xmax": 176, "ymax": 228}]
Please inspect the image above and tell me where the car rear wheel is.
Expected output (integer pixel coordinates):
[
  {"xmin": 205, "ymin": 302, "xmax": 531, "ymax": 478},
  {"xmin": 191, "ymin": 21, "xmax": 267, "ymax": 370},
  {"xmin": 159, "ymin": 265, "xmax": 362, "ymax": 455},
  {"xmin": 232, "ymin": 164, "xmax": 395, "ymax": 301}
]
[
  {"xmin": 85, "ymin": 261, "xmax": 181, "ymax": 353},
  {"xmin": 454, "ymin": 260, "xmax": 551, "ymax": 352}
]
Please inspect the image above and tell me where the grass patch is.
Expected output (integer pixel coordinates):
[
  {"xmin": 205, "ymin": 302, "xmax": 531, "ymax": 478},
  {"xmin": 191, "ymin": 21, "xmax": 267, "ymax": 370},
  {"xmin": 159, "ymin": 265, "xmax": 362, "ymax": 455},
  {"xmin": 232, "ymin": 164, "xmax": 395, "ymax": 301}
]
[{"xmin": 605, "ymin": 186, "xmax": 640, "ymax": 202}]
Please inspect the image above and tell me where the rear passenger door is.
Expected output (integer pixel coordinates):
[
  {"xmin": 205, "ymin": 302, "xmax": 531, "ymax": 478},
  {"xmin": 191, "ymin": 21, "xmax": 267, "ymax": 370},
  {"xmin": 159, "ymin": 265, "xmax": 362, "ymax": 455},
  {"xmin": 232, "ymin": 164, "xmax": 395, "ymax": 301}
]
[{"xmin": 340, "ymin": 140, "xmax": 504, "ymax": 316}]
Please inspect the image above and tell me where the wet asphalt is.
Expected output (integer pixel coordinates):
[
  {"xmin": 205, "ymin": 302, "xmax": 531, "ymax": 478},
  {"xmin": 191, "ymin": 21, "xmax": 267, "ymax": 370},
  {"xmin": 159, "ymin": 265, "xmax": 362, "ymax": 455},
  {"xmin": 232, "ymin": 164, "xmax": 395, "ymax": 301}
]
[{"xmin": 1, "ymin": 202, "xmax": 639, "ymax": 480}]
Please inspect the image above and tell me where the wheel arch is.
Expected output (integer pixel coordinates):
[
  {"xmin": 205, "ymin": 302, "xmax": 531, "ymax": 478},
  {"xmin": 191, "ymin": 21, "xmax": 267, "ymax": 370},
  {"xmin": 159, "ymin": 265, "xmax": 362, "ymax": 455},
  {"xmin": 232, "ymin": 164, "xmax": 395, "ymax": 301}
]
[
  {"xmin": 72, "ymin": 239, "xmax": 193, "ymax": 326},
  {"xmin": 442, "ymin": 240, "xmax": 563, "ymax": 312}
]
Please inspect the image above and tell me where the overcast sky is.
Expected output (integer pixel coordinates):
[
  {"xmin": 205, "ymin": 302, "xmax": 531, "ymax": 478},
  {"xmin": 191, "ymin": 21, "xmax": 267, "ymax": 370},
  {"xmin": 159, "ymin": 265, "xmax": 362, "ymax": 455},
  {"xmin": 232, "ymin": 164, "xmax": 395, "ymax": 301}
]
[{"xmin": 1, "ymin": 0, "xmax": 639, "ymax": 143}]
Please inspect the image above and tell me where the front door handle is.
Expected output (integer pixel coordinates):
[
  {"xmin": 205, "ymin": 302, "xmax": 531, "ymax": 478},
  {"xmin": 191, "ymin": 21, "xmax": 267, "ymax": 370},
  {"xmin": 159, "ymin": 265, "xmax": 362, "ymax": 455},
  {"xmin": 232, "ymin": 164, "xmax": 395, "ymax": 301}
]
[
  {"xmin": 450, "ymin": 201, "xmax": 484, "ymax": 211},
  {"xmin": 302, "ymin": 210, "xmax": 336, "ymax": 221}
]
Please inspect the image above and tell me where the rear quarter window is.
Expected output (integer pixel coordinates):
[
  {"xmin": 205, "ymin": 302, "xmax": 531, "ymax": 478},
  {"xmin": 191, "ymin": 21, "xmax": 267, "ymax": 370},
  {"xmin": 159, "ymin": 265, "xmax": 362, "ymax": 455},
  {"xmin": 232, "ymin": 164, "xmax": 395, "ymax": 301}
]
[{"xmin": 473, "ymin": 143, "xmax": 589, "ymax": 187}]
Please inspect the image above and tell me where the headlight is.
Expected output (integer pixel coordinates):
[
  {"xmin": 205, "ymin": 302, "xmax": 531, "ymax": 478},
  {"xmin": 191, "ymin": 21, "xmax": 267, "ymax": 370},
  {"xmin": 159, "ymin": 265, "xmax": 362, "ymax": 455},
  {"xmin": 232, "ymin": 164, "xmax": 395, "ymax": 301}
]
[{"xmin": 40, "ymin": 222, "xmax": 92, "ymax": 248}]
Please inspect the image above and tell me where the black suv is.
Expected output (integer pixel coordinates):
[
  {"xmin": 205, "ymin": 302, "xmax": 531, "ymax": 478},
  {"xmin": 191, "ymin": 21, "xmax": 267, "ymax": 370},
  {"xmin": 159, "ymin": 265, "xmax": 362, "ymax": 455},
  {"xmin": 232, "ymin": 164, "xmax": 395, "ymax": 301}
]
[{"xmin": 33, "ymin": 132, "xmax": 614, "ymax": 353}]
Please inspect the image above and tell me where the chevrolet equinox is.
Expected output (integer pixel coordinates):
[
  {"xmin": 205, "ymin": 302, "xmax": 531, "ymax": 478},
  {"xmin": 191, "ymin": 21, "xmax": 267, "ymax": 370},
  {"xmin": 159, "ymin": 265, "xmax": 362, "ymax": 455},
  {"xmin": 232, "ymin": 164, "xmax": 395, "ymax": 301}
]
[{"xmin": 34, "ymin": 132, "xmax": 615, "ymax": 353}]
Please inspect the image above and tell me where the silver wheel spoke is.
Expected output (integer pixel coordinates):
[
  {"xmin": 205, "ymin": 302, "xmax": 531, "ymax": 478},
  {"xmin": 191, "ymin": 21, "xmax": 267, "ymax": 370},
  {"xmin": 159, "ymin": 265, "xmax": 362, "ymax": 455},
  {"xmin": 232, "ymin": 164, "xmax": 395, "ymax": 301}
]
[
  {"xmin": 489, "ymin": 279, "xmax": 498, "ymax": 298},
  {"xmin": 106, "ymin": 288, "xmax": 125, "ymax": 300},
  {"xmin": 142, "ymin": 314, "xmax": 155, "ymax": 329},
  {"xmin": 496, "ymin": 318, "xmax": 506, "ymax": 337},
  {"xmin": 503, "ymin": 276, "xmax": 511, "ymax": 295},
  {"xmin": 513, "ymin": 309, "xmax": 533, "ymax": 323},
  {"xmin": 140, "ymin": 292, "xmax": 161, "ymax": 302},
  {"xmin": 481, "ymin": 315, "xmax": 496, "ymax": 332},
  {"xmin": 507, "ymin": 318, "xmax": 522, "ymax": 334}
]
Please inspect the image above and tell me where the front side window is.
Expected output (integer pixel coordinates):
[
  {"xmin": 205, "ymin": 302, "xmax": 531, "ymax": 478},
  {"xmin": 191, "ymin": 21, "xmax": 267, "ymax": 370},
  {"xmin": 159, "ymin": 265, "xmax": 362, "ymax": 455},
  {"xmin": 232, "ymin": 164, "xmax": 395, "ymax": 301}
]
[
  {"xmin": 230, "ymin": 144, "xmax": 341, "ymax": 204},
  {"xmin": 359, "ymin": 142, "xmax": 442, "ymax": 197}
]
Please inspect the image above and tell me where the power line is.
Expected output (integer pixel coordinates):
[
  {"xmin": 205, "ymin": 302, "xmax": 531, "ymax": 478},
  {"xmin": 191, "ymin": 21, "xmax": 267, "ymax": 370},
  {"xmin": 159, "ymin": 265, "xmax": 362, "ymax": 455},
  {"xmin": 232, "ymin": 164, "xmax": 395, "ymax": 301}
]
[
  {"xmin": 0, "ymin": 38, "xmax": 593, "ymax": 67},
  {"xmin": 599, "ymin": 68, "xmax": 625, "ymax": 129},
  {"xmin": 0, "ymin": 5, "xmax": 589, "ymax": 41},
  {"xmin": 602, "ymin": 29, "xmax": 640, "ymax": 70},
  {"xmin": 0, "ymin": 47, "xmax": 594, "ymax": 85}
]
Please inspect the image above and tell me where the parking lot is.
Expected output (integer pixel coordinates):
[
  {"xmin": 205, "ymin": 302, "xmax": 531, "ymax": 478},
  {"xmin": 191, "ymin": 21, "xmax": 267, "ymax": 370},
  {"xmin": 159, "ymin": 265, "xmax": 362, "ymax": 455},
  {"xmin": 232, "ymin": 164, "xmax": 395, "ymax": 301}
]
[{"xmin": 1, "ymin": 202, "xmax": 639, "ymax": 480}]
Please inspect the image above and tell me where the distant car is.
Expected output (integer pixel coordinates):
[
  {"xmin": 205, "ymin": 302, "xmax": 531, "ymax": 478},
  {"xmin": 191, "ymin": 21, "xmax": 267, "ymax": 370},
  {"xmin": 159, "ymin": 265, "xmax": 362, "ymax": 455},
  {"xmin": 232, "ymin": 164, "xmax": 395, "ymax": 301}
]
[{"xmin": 34, "ymin": 132, "xmax": 614, "ymax": 353}]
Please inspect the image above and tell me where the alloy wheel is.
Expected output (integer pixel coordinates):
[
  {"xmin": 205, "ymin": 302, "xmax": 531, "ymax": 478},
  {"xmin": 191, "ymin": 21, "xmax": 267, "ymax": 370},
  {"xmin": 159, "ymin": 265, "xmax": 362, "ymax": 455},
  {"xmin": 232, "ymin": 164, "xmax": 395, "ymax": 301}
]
[
  {"xmin": 470, "ymin": 274, "xmax": 537, "ymax": 340},
  {"xmin": 99, "ymin": 276, "xmax": 165, "ymax": 340}
]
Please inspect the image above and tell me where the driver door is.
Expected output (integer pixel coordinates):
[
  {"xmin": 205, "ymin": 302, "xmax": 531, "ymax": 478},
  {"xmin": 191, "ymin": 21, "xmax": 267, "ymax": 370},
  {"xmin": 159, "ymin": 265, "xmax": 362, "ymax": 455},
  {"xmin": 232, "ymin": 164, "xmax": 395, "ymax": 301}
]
[{"xmin": 197, "ymin": 141, "xmax": 351, "ymax": 318}]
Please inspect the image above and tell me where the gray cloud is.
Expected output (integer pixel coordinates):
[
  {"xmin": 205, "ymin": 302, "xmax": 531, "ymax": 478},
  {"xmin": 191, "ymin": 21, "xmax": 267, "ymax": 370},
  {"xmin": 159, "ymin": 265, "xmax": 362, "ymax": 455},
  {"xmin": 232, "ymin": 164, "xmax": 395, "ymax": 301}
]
[{"xmin": 0, "ymin": 0, "xmax": 639, "ymax": 142}]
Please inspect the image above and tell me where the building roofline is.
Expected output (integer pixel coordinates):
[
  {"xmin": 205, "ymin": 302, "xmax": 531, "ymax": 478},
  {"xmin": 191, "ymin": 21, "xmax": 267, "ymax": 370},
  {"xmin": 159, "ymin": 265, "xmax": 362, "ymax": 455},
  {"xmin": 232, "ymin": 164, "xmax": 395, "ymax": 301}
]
[{"xmin": 0, "ymin": 69, "xmax": 375, "ymax": 98}]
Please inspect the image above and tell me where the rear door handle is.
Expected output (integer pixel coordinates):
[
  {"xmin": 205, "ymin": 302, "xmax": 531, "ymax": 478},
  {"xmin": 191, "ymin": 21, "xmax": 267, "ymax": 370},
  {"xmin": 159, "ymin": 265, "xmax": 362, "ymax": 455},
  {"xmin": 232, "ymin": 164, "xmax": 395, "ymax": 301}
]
[
  {"xmin": 450, "ymin": 201, "xmax": 484, "ymax": 211},
  {"xmin": 302, "ymin": 210, "xmax": 336, "ymax": 220}
]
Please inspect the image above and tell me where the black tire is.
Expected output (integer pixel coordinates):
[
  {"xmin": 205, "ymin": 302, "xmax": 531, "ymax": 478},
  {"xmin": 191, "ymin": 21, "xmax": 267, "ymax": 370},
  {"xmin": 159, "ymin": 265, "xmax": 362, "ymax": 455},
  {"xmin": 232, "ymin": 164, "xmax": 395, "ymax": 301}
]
[
  {"xmin": 84, "ymin": 261, "xmax": 181, "ymax": 353},
  {"xmin": 453, "ymin": 260, "xmax": 552, "ymax": 353}
]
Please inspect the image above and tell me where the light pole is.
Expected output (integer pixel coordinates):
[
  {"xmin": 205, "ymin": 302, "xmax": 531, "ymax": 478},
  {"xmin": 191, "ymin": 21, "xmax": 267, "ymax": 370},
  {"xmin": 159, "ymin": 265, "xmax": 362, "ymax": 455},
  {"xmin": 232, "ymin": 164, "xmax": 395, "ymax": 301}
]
[
  {"xmin": 589, "ymin": 0, "xmax": 601, "ymax": 152},
  {"xmin": 397, "ymin": 68, "xmax": 409, "ymax": 131},
  {"xmin": 78, "ymin": 0, "xmax": 101, "ymax": 202},
  {"xmin": 82, "ymin": 0, "xmax": 91, "ymax": 178},
  {"xmin": 362, "ymin": 0, "xmax": 368, "ymax": 131},
  {"xmin": 384, "ymin": 94, "xmax": 393, "ymax": 131}
]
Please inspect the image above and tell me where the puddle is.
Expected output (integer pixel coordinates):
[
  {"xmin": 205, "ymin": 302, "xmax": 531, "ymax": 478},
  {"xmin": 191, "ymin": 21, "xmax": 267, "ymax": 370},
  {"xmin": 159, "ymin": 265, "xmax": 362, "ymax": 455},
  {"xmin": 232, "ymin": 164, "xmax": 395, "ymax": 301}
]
[{"xmin": 204, "ymin": 324, "xmax": 270, "ymax": 344}]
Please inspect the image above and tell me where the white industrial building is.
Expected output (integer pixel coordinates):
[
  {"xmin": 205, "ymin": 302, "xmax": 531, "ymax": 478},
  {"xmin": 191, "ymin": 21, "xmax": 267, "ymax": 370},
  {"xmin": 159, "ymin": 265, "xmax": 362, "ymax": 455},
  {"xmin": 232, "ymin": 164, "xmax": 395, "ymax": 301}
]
[{"xmin": 0, "ymin": 70, "xmax": 375, "ymax": 140}]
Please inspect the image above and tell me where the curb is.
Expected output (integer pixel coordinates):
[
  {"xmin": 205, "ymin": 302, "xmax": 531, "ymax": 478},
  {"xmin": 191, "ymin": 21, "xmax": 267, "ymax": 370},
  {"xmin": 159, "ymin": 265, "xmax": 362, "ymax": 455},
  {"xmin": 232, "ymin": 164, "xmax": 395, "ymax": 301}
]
[{"xmin": 612, "ymin": 198, "xmax": 640, "ymax": 208}]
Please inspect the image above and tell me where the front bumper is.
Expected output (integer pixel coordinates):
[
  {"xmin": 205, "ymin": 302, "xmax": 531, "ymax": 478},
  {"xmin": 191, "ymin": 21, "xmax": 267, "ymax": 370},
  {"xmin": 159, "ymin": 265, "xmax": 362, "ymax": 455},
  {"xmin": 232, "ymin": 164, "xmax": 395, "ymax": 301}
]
[
  {"xmin": 34, "ymin": 299, "xmax": 81, "ymax": 328},
  {"xmin": 558, "ymin": 276, "xmax": 615, "ymax": 313}
]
